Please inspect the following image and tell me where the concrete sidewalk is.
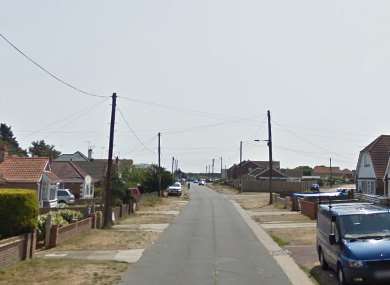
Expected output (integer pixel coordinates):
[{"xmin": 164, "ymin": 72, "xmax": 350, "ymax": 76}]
[{"xmin": 37, "ymin": 249, "xmax": 144, "ymax": 263}]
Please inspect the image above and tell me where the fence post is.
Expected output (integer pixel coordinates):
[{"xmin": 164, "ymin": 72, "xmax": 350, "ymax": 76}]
[
  {"xmin": 30, "ymin": 230, "xmax": 37, "ymax": 258},
  {"xmin": 44, "ymin": 214, "xmax": 52, "ymax": 249},
  {"xmin": 49, "ymin": 225, "xmax": 59, "ymax": 248}
]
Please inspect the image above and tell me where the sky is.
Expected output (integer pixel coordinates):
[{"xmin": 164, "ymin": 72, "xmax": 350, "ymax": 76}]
[{"xmin": 1, "ymin": 0, "xmax": 390, "ymax": 172}]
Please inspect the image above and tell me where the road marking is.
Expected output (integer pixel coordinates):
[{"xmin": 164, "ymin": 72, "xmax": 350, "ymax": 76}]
[{"xmin": 230, "ymin": 199, "xmax": 313, "ymax": 285}]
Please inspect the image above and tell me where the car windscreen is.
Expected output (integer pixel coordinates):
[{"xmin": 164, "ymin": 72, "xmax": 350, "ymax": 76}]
[
  {"xmin": 339, "ymin": 213, "xmax": 390, "ymax": 239},
  {"xmin": 174, "ymin": 183, "xmax": 181, "ymax": 187},
  {"xmin": 58, "ymin": 190, "xmax": 67, "ymax": 196}
]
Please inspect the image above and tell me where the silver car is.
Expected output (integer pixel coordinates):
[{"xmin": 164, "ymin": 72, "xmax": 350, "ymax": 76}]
[{"xmin": 57, "ymin": 189, "xmax": 75, "ymax": 204}]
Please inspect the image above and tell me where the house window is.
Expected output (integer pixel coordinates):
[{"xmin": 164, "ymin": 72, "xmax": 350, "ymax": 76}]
[
  {"xmin": 363, "ymin": 155, "xmax": 370, "ymax": 167},
  {"xmin": 49, "ymin": 184, "xmax": 57, "ymax": 201},
  {"xmin": 41, "ymin": 180, "xmax": 49, "ymax": 201}
]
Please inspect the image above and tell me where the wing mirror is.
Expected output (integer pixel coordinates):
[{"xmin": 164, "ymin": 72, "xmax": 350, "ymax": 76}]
[{"xmin": 329, "ymin": 233, "xmax": 337, "ymax": 245}]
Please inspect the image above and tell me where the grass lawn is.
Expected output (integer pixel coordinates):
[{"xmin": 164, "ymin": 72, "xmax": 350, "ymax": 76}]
[
  {"xmin": 232, "ymin": 193, "xmax": 270, "ymax": 210},
  {"xmin": 53, "ymin": 229, "xmax": 159, "ymax": 251},
  {"xmin": 253, "ymin": 213, "xmax": 312, "ymax": 224},
  {"xmin": 267, "ymin": 228, "xmax": 316, "ymax": 246},
  {"xmin": 0, "ymin": 259, "xmax": 128, "ymax": 285}
]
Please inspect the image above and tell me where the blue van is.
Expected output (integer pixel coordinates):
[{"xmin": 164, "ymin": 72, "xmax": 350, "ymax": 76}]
[{"xmin": 317, "ymin": 202, "xmax": 390, "ymax": 285}]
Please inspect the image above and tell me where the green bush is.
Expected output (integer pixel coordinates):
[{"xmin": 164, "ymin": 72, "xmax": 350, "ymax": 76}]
[
  {"xmin": 0, "ymin": 189, "xmax": 38, "ymax": 238},
  {"xmin": 58, "ymin": 209, "xmax": 83, "ymax": 223},
  {"xmin": 36, "ymin": 212, "xmax": 70, "ymax": 241}
]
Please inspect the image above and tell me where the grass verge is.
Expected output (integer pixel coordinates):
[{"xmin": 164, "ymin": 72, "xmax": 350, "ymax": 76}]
[
  {"xmin": 270, "ymin": 234, "xmax": 290, "ymax": 247},
  {"xmin": 53, "ymin": 229, "xmax": 159, "ymax": 250},
  {"xmin": 0, "ymin": 259, "xmax": 128, "ymax": 285}
]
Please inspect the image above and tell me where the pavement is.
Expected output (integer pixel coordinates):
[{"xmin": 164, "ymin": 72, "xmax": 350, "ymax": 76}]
[
  {"xmin": 113, "ymin": 223, "xmax": 170, "ymax": 232},
  {"xmin": 261, "ymin": 222, "xmax": 316, "ymax": 229},
  {"xmin": 38, "ymin": 249, "xmax": 144, "ymax": 263},
  {"xmin": 120, "ymin": 184, "xmax": 300, "ymax": 285}
]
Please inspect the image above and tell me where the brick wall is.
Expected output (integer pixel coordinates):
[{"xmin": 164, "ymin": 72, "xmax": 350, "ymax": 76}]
[
  {"xmin": 300, "ymin": 200, "xmax": 318, "ymax": 220},
  {"xmin": 0, "ymin": 232, "xmax": 35, "ymax": 268},
  {"xmin": 49, "ymin": 217, "xmax": 92, "ymax": 247}
]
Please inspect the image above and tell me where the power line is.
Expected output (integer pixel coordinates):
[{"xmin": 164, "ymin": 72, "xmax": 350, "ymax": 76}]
[
  {"xmin": 272, "ymin": 120, "xmax": 352, "ymax": 160},
  {"xmin": 22, "ymin": 97, "xmax": 110, "ymax": 138},
  {"xmin": 161, "ymin": 117, "xmax": 264, "ymax": 135},
  {"xmin": 117, "ymin": 108, "xmax": 155, "ymax": 154},
  {"xmin": 0, "ymin": 32, "xmax": 108, "ymax": 99}
]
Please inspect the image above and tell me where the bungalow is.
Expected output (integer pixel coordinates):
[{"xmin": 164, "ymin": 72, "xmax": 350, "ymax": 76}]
[
  {"xmin": 51, "ymin": 161, "xmax": 94, "ymax": 199},
  {"xmin": 227, "ymin": 160, "xmax": 280, "ymax": 180},
  {"xmin": 0, "ymin": 149, "xmax": 60, "ymax": 208},
  {"xmin": 248, "ymin": 167, "xmax": 287, "ymax": 180},
  {"xmin": 356, "ymin": 135, "xmax": 390, "ymax": 196}
]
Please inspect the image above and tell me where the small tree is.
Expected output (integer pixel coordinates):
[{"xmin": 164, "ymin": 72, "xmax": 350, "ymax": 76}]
[
  {"xmin": 143, "ymin": 165, "xmax": 173, "ymax": 193},
  {"xmin": 29, "ymin": 140, "xmax": 61, "ymax": 159},
  {"xmin": 0, "ymin": 123, "xmax": 27, "ymax": 156}
]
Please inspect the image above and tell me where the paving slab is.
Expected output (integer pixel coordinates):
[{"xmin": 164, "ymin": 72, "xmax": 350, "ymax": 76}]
[
  {"xmin": 38, "ymin": 249, "xmax": 144, "ymax": 263},
  {"xmin": 248, "ymin": 210, "xmax": 300, "ymax": 216},
  {"xmin": 137, "ymin": 210, "xmax": 180, "ymax": 215},
  {"xmin": 113, "ymin": 223, "xmax": 170, "ymax": 232},
  {"xmin": 261, "ymin": 222, "xmax": 316, "ymax": 229}
]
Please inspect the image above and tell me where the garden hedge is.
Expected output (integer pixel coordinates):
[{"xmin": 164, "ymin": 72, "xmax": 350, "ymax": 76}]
[{"xmin": 0, "ymin": 189, "xmax": 38, "ymax": 238}]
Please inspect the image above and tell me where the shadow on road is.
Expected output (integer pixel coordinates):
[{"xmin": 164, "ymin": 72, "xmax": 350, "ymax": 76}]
[{"xmin": 309, "ymin": 266, "xmax": 337, "ymax": 285}]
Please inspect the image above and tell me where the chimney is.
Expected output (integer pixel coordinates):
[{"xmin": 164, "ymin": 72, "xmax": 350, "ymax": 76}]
[
  {"xmin": 88, "ymin": 148, "xmax": 93, "ymax": 161},
  {"xmin": 0, "ymin": 144, "xmax": 8, "ymax": 163}
]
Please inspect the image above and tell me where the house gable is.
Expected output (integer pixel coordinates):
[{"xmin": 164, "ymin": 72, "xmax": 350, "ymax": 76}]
[{"xmin": 356, "ymin": 152, "xmax": 376, "ymax": 179}]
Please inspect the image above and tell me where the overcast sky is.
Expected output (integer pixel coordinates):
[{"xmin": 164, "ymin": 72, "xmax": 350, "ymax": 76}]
[{"xmin": 1, "ymin": 1, "xmax": 390, "ymax": 172}]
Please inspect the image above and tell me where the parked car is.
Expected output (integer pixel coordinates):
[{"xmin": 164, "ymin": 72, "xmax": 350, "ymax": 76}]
[
  {"xmin": 317, "ymin": 202, "xmax": 390, "ymax": 285},
  {"xmin": 198, "ymin": 179, "xmax": 206, "ymax": 186},
  {"xmin": 57, "ymin": 189, "xmax": 75, "ymax": 204},
  {"xmin": 310, "ymin": 183, "xmax": 320, "ymax": 192},
  {"xmin": 167, "ymin": 182, "xmax": 182, "ymax": 196}
]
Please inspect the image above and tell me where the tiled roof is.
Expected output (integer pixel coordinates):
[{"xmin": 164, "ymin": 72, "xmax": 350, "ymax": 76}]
[
  {"xmin": 73, "ymin": 160, "xmax": 107, "ymax": 182},
  {"xmin": 51, "ymin": 161, "xmax": 88, "ymax": 183},
  {"xmin": 0, "ymin": 157, "xmax": 49, "ymax": 183},
  {"xmin": 361, "ymin": 135, "xmax": 390, "ymax": 178}
]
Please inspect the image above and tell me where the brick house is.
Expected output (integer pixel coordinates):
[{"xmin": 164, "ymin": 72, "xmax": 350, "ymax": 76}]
[
  {"xmin": 227, "ymin": 160, "xmax": 280, "ymax": 180},
  {"xmin": 0, "ymin": 149, "xmax": 60, "ymax": 208},
  {"xmin": 356, "ymin": 135, "xmax": 390, "ymax": 196},
  {"xmin": 248, "ymin": 167, "xmax": 287, "ymax": 180},
  {"xmin": 51, "ymin": 161, "xmax": 94, "ymax": 199}
]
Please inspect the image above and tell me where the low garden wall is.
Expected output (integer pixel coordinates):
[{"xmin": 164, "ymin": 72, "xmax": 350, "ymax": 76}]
[
  {"xmin": 49, "ymin": 217, "xmax": 93, "ymax": 248},
  {"xmin": 0, "ymin": 232, "xmax": 36, "ymax": 268}
]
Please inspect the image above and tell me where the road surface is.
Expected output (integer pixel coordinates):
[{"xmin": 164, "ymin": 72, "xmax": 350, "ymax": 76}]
[{"xmin": 121, "ymin": 184, "xmax": 293, "ymax": 285}]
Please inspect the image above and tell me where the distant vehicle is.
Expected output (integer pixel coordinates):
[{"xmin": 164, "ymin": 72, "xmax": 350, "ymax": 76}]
[
  {"xmin": 194, "ymin": 179, "xmax": 199, "ymax": 184},
  {"xmin": 310, "ymin": 183, "xmax": 320, "ymax": 192},
  {"xmin": 167, "ymin": 182, "xmax": 182, "ymax": 196},
  {"xmin": 57, "ymin": 189, "xmax": 75, "ymax": 204},
  {"xmin": 198, "ymin": 180, "xmax": 206, "ymax": 186},
  {"xmin": 317, "ymin": 202, "xmax": 390, "ymax": 285}
]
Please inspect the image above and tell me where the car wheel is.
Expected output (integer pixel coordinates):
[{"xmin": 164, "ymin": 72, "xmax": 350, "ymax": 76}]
[
  {"xmin": 318, "ymin": 249, "xmax": 328, "ymax": 270},
  {"xmin": 337, "ymin": 265, "xmax": 348, "ymax": 285}
]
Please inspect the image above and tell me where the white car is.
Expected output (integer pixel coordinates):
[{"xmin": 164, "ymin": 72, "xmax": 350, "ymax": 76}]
[
  {"xmin": 57, "ymin": 189, "xmax": 75, "ymax": 204},
  {"xmin": 167, "ymin": 182, "xmax": 182, "ymax": 196},
  {"xmin": 198, "ymin": 180, "xmax": 206, "ymax": 186}
]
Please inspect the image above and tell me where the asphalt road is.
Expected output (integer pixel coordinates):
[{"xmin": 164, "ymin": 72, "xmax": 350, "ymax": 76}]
[{"xmin": 121, "ymin": 184, "xmax": 293, "ymax": 285}]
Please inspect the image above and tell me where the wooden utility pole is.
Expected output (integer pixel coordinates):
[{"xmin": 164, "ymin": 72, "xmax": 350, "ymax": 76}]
[
  {"xmin": 158, "ymin": 132, "xmax": 161, "ymax": 197},
  {"xmin": 240, "ymin": 141, "xmax": 243, "ymax": 163},
  {"xmin": 329, "ymin": 157, "xmax": 332, "ymax": 187},
  {"xmin": 212, "ymin": 158, "xmax": 215, "ymax": 176},
  {"xmin": 103, "ymin": 92, "xmax": 117, "ymax": 228},
  {"xmin": 172, "ymin": 156, "xmax": 175, "ymax": 181},
  {"xmin": 220, "ymin": 156, "xmax": 223, "ymax": 176},
  {"xmin": 267, "ymin": 110, "xmax": 273, "ymax": 205}
]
